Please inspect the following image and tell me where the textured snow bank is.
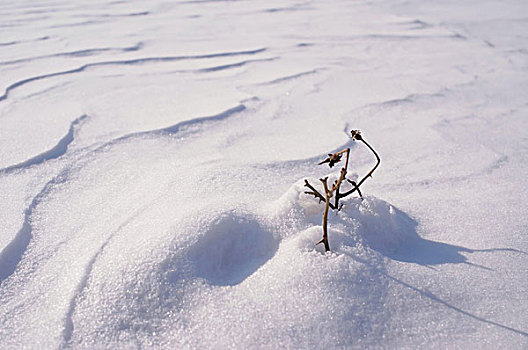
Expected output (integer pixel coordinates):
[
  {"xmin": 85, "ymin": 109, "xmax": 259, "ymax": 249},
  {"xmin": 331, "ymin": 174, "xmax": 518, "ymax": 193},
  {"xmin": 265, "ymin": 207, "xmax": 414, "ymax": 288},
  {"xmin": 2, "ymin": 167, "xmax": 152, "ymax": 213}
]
[
  {"xmin": 0, "ymin": 171, "xmax": 411, "ymax": 348},
  {"xmin": 61, "ymin": 180, "xmax": 415, "ymax": 348}
]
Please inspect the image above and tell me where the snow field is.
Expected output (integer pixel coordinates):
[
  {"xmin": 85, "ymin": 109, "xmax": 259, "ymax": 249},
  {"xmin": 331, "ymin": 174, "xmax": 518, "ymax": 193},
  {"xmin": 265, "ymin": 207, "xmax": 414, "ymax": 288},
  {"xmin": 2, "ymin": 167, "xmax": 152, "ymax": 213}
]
[{"xmin": 1, "ymin": 0, "xmax": 527, "ymax": 348}]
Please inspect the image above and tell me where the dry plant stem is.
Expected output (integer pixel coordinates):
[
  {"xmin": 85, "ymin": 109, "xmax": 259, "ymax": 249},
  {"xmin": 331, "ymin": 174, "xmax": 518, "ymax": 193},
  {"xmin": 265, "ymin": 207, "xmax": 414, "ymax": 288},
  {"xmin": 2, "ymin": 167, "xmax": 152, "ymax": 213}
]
[
  {"xmin": 318, "ymin": 177, "xmax": 332, "ymax": 252},
  {"xmin": 304, "ymin": 148, "xmax": 350, "ymax": 211},
  {"xmin": 333, "ymin": 148, "xmax": 350, "ymax": 209},
  {"xmin": 304, "ymin": 180, "xmax": 336, "ymax": 210},
  {"xmin": 303, "ymin": 132, "xmax": 380, "ymax": 252},
  {"xmin": 346, "ymin": 180, "xmax": 363, "ymax": 197},
  {"xmin": 340, "ymin": 138, "xmax": 380, "ymax": 198}
]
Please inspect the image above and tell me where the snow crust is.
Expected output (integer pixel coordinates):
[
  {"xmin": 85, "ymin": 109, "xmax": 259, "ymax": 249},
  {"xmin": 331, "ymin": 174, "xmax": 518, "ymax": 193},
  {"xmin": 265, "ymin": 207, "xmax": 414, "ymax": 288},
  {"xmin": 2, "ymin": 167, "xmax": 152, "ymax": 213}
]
[{"xmin": 1, "ymin": 0, "xmax": 527, "ymax": 348}]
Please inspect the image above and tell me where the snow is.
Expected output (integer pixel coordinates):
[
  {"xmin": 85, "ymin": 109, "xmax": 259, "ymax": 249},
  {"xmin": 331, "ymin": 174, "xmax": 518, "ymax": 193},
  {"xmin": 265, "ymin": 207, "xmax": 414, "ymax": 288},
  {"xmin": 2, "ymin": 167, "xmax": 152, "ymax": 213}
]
[{"xmin": 1, "ymin": 0, "xmax": 527, "ymax": 348}]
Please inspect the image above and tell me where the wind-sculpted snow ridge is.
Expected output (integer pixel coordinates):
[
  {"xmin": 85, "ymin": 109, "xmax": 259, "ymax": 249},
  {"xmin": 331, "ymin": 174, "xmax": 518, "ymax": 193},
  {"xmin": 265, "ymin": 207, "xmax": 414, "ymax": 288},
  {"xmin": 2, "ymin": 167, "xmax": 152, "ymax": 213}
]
[
  {"xmin": 0, "ymin": 36, "xmax": 49, "ymax": 47},
  {"xmin": 256, "ymin": 69, "xmax": 319, "ymax": 85},
  {"xmin": 262, "ymin": 137, "xmax": 359, "ymax": 173},
  {"xmin": 0, "ymin": 42, "xmax": 143, "ymax": 66},
  {"xmin": 61, "ymin": 197, "xmax": 165, "ymax": 347},
  {"xmin": 92, "ymin": 104, "xmax": 247, "ymax": 151},
  {"xmin": 0, "ymin": 169, "xmax": 69, "ymax": 282},
  {"xmin": 78, "ymin": 11, "xmax": 150, "ymax": 19},
  {"xmin": 195, "ymin": 57, "xmax": 277, "ymax": 73},
  {"xmin": 0, "ymin": 115, "xmax": 88, "ymax": 175},
  {"xmin": 0, "ymin": 48, "xmax": 266, "ymax": 103}
]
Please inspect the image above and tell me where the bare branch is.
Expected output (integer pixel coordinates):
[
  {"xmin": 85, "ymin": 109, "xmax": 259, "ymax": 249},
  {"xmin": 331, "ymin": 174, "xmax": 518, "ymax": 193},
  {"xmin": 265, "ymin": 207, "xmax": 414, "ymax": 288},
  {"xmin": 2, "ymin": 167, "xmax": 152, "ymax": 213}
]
[
  {"xmin": 346, "ymin": 179, "xmax": 363, "ymax": 198},
  {"xmin": 304, "ymin": 179, "xmax": 335, "ymax": 209},
  {"xmin": 332, "ymin": 148, "xmax": 350, "ymax": 208},
  {"xmin": 318, "ymin": 177, "xmax": 332, "ymax": 252}
]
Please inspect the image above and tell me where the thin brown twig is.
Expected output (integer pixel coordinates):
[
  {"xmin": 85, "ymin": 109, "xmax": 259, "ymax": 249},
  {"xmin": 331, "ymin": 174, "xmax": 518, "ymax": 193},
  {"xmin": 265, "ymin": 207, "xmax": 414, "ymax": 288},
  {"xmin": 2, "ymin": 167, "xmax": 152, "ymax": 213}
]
[
  {"xmin": 339, "ymin": 137, "xmax": 380, "ymax": 198},
  {"xmin": 304, "ymin": 179, "xmax": 336, "ymax": 209},
  {"xmin": 333, "ymin": 148, "xmax": 350, "ymax": 209},
  {"xmin": 318, "ymin": 177, "xmax": 332, "ymax": 252}
]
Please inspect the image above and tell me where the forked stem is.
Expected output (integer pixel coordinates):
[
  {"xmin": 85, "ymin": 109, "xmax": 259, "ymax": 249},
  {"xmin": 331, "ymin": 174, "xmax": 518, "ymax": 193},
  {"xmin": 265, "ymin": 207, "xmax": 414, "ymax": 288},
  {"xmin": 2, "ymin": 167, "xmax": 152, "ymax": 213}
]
[{"xmin": 304, "ymin": 130, "xmax": 380, "ymax": 252}]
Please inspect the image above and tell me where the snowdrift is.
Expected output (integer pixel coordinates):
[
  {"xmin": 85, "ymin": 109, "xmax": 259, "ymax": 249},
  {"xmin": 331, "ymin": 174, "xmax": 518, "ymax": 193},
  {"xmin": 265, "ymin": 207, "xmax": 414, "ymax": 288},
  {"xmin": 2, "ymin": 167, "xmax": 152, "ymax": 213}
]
[
  {"xmin": 1, "ymin": 0, "xmax": 527, "ymax": 347},
  {"xmin": 60, "ymin": 180, "xmax": 418, "ymax": 348}
]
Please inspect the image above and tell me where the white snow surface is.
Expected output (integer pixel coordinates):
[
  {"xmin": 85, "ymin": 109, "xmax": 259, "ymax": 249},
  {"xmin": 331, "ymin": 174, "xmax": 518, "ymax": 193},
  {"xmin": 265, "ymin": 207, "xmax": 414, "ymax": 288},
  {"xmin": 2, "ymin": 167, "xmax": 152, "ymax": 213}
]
[{"xmin": 1, "ymin": 0, "xmax": 527, "ymax": 348}]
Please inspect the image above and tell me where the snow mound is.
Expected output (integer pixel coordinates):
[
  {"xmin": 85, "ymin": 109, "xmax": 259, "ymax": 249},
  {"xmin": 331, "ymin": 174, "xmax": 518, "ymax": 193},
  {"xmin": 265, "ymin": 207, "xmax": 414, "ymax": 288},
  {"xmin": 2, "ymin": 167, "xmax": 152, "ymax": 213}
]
[
  {"xmin": 146, "ymin": 181, "xmax": 418, "ymax": 348},
  {"xmin": 268, "ymin": 179, "xmax": 417, "ymax": 256}
]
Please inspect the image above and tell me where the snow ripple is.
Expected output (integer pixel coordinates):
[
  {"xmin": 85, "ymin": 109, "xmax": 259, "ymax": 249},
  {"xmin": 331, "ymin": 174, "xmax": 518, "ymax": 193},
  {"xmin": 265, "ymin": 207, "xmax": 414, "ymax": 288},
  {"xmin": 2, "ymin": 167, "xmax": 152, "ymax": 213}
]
[
  {"xmin": 0, "ymin": 115, "xmax": 88, "ymax": 175},
  {"xmin": 0, "ymin": 171, "xmax": 68, "ymax": 282},
  {"xmin": 0, "ymin": 48, "xmax": 266, "ymax": 103},
  {"xmin": 0, "ymin": 42, "xmax": 143, "ymax": 66}
]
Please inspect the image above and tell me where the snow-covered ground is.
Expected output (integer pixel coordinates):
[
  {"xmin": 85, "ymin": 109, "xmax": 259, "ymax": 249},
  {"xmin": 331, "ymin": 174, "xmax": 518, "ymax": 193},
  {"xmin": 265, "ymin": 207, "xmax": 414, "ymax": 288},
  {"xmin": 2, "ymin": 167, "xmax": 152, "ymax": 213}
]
[{"xmin": 1, "ymin": 0, "xmax": 527, "ymax": 348}]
